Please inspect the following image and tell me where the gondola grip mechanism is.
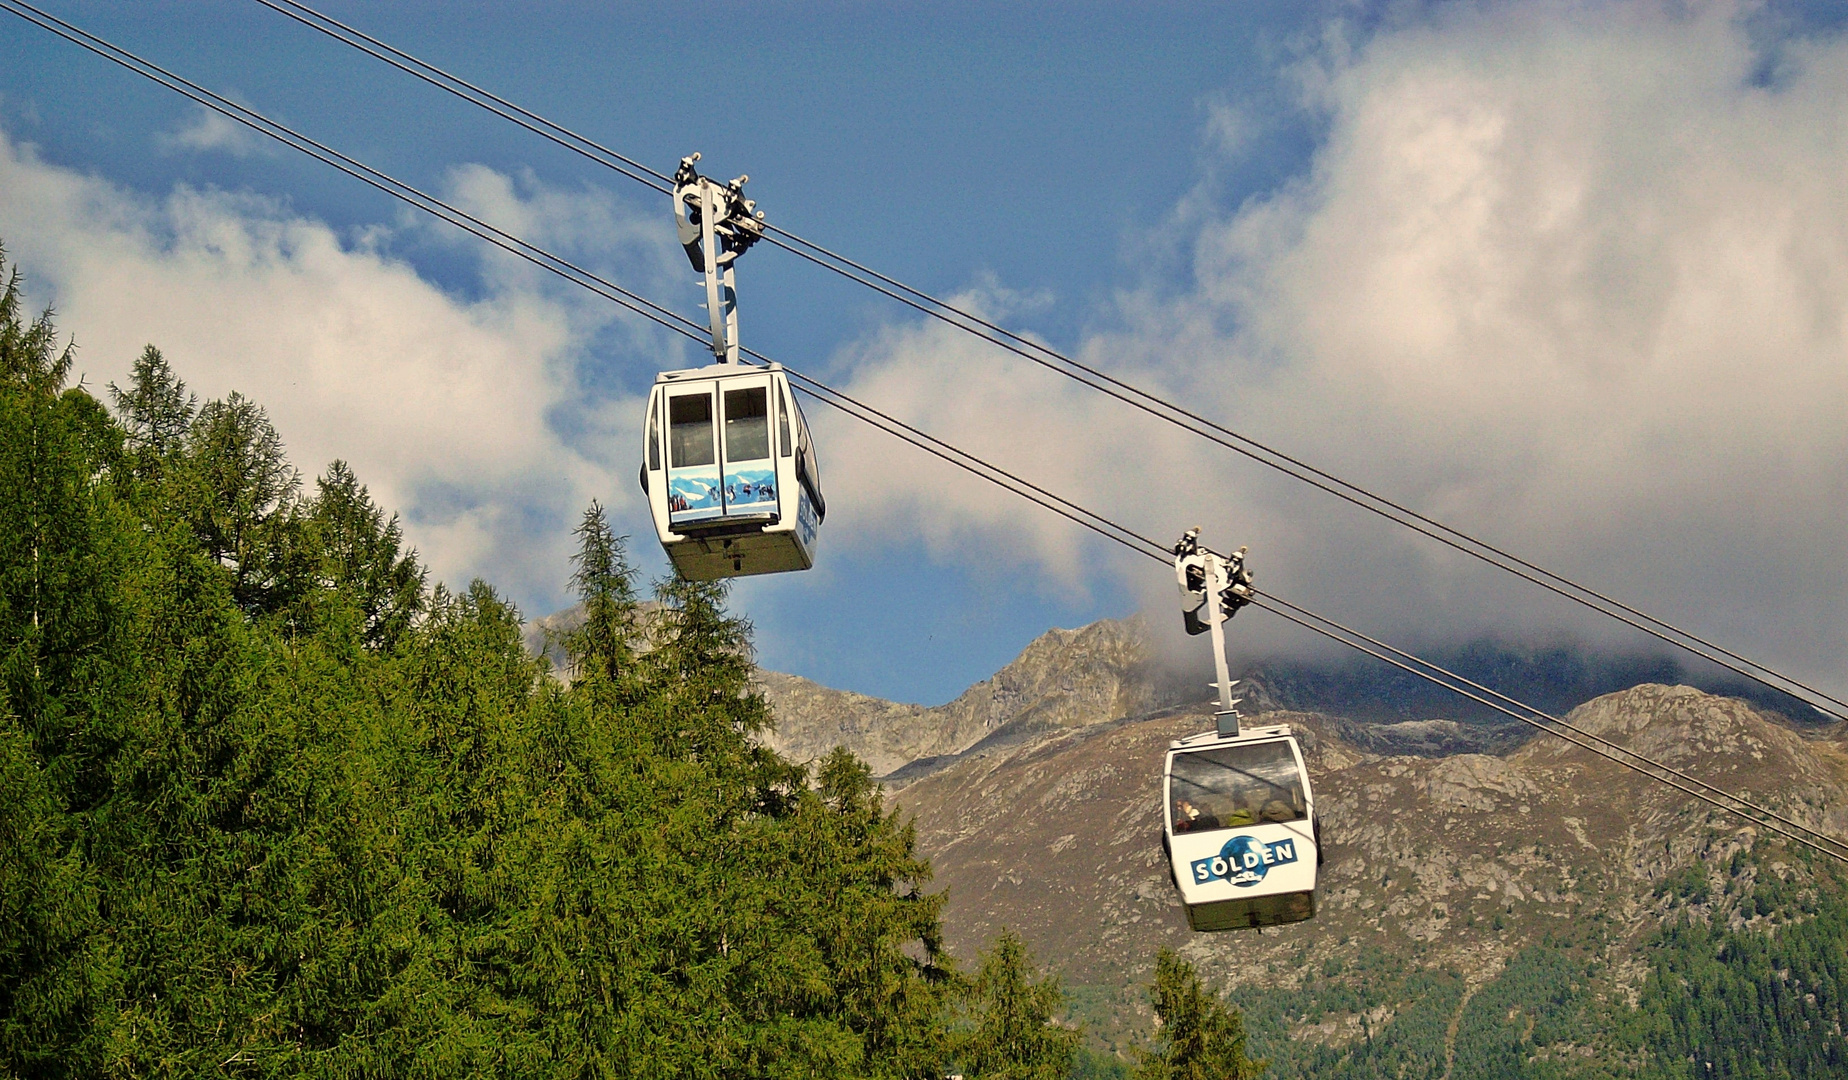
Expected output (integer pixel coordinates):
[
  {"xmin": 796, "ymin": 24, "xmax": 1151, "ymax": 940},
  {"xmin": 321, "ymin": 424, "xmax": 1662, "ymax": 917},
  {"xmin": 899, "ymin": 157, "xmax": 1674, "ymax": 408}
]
[
  {"xmin": 1173, "ymin": 529, "xmax": 1254, "ymax": 737},
  {"xmin": 673, "ymin": 153, "xmax": 765, "ymax": 364}
]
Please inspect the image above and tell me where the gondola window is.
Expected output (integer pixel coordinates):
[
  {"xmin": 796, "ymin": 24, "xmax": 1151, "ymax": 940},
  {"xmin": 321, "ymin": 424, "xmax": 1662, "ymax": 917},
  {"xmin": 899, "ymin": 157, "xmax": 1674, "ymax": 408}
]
[
  {"xmin": 1170, "ymin": 742, "xmax": 1307, "ymax": 833},
  {"xmin": 724, "ymin": 387, "xmax": 770, "ymax": 460},
  {"xmin": 777, "ymin": 382, "xmax": 793, "ymax": 458},
  {"xmin": 670, "ymin": 393, "xmax": 715, "ymax": 468}
]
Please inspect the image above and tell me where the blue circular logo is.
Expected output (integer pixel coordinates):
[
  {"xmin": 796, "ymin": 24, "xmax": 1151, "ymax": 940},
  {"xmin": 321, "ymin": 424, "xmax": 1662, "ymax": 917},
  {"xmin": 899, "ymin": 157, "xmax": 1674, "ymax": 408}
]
[{"xmin": 1220, "ymin": 835, "xmax": 1270, "ymax": 888}]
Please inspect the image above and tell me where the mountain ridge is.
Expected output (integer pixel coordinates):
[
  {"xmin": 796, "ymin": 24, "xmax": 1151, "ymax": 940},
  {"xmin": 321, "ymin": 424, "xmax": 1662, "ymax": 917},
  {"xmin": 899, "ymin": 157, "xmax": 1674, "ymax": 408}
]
[{"xmin": 889, "ymin": 680, "xmax": 1848, "ymax": 1067}]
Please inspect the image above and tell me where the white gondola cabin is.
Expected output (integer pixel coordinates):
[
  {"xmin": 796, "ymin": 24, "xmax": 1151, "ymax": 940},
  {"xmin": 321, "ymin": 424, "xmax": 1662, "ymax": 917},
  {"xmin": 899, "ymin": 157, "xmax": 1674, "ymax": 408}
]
[
  {"xmin": 1163, "ymin": 723, "xmax": 1319, "ymax": 931},
  {"xmin": 641, "ymin": 361, "xmax": 824, "ymax": 580}
]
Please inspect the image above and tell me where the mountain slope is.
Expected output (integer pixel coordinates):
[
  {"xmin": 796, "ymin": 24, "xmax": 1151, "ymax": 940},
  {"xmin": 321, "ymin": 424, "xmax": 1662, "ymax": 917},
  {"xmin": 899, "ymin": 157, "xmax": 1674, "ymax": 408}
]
[
  {"xmin": 890, "ymin": 684, "xmax": 1848, "ymax": 1068},
  {"xmin": 746, "ymin": 615, "xmax": 1826, "ymax": 778}
]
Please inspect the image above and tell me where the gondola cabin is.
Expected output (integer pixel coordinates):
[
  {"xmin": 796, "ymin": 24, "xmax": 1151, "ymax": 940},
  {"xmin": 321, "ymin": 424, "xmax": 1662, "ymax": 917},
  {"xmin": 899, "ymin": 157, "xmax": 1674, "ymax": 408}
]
[
  {"xmin": 641, "ymin": 362, "xmax": 824, "ymax": 579},
  {"xmin": 1163, "ymin": 724, "xmax": 1319, "ymax": 931}
]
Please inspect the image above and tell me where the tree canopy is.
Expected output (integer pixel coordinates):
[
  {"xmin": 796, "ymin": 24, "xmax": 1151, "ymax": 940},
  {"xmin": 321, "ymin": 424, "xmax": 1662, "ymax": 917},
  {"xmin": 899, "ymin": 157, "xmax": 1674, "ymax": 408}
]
[
  {"xmin": 956, "ymin": 928, "xmax": 1079, "ymax": 1080},
  {"xmin": 1134, "ymin": 950, "xmax": 1264, "ymax": 1080},
  {"xmin": 0, "ymin": 247, "xmax": 956, "ymax": 1077},
  {"xmin": 0, "ymin": 243, "xmax": 1287, "ymax": 1079}
]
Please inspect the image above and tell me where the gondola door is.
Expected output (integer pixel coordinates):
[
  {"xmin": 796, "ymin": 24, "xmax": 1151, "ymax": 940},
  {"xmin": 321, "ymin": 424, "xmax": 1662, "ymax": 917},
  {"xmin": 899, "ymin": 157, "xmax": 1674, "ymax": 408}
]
[
  {"xmin": 666, "ymin": 385, "xmax": 723, "ymax": 529},
  {"xmin": 644, "ymin": 364, "xmax": 820, "ymax": 580},
  {"xmin": 718, "ymin": 377, "xmax": 778, "ymax": 524}
]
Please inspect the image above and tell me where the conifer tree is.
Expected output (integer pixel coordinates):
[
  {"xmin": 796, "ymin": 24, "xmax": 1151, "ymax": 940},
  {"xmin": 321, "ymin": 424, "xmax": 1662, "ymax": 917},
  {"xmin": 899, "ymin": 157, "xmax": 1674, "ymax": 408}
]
[
  {"xmin": 0, "ymin": 247, "xmax": 125, "ymax": 786},
  {"xmin": 178, "ymin": 391, "xmax": 304, "ymax": 614},
  {"xmin": 958, "ymin": 928, "xmax": 1079, "ymax": 1080},
  {"xmin": 561, "ymin": 499, "xmax": 637, "ymax": 685},
  {"xmin": 304, "ymin": 459, "xmax": 423, "ymax": 649},
  {"xmin": 0, "ymin": 248, "xmax": 125, "ymax": 1072},
  {"xmin": 108, "ymin": 343, "xmax": 196, "ymax": 482},
  {"xmin": 1134, "ymin": 949, "xmax": 1265, "ymax": 1080},
  {"xmin": 801, "ymin": 748, "xmax": 955, "ymax": 1072},
  {"xmin": 0, "ymin": 248, "xmax": 968, "ymax": 1074},
  {"xmin": 643, "ymin": 570, "xmax": 779, "ymax": 785}
]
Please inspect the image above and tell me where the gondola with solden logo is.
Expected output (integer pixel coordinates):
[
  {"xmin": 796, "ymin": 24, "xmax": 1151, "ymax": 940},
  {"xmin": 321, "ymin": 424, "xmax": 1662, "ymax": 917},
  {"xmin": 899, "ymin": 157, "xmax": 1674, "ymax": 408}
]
[{"xmin": 1163, "ymin": 723, "xmax": 1319, "ymax": 931}]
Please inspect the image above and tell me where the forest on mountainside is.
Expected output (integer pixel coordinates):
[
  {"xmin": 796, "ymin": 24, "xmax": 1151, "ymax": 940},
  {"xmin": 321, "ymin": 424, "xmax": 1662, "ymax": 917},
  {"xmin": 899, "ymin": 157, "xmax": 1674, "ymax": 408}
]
[
  {"xmin": 1229, "ymin": 844, "xmax": 1848, "ymax": 1080},
  {"xmin": 0, "ymin": 249, "xmax": 1264, "ymax": 1079}
]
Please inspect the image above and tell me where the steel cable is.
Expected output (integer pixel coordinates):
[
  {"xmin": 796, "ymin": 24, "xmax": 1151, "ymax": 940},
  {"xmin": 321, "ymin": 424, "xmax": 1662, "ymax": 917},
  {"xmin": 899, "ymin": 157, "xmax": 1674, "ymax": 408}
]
[
  {"xmin": 1253, "ymin": 594, "xmax": 1848, "ymax": 863},
  {"xmin": 8, "ymin": 0, "xmax": 1842, "ymax": 865},
  {"xmin": 246, "ymin": 0, "xmax": 1848, "ymax": 725},
  {"xmin": 1250, "ymin": 598, "xmax": 1848, "ymax": 864},
  {"xmin": 252, "ymin": 0, "xmax": 674, "ymax": 194}
]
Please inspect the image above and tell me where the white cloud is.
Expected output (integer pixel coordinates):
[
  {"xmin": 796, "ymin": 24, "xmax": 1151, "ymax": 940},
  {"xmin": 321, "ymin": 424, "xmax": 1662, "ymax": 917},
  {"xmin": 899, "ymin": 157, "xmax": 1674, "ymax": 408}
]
[
  {"xmin": 823, "ymin": 2, "xmax": 1848, "ymax": 691},
  {"xmin": 0, "ymin": 129, "xmax": 682, "ymax": 612},
  {"xmin": 814, "ymin": 289, "xmax": 1200, "ymax": 595},
  {"xmin": 158, "ymin": 108, "xmax": 272, "ymax": 158}
]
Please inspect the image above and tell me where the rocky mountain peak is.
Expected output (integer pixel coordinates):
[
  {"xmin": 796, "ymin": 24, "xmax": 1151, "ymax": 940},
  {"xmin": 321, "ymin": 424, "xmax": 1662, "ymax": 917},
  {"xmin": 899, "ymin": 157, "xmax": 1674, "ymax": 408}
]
[
  {"xmin": 1522, "ymin": 683, "xmax": 1836, "ymax": 787},
  {"xmin": 755, "ymin": 615, "xmax": 1165, "ymax": 775}
]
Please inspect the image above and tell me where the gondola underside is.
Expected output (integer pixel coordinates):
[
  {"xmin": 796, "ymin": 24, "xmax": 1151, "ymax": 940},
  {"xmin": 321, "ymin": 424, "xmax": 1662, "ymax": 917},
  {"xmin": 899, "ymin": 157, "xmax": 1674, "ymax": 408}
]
[{"xmin": 663, "ymin": 518, "xmax": 813, "ymax": 580}]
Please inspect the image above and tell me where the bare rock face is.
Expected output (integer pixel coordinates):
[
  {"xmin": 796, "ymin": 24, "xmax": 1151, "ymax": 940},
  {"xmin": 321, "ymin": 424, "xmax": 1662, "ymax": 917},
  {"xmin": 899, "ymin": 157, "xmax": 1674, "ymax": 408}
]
[
  {"xmin": 1521, "ymin": 683, "xmax": 1831, "ymax": 778},
  {"xmin": 1329, "ymin": 716, "xmax": 1516, "ymax": 757},
  {"xmin": 1513, "ymin": 681, "xmax": 1848, "ymax": 849},
  {"xmin": 752, "ymin": 672, "xmax": 933, "ymax": 776},
  {"xmin": 1419, "ymin": 754, "xmax": 1542, "ymax": 813},
  {"xmin": 933, "ymin": 616, "xmax": 1159, "ymax": 737},
  {"xmin": 754, "ymin": 616, "xmax": 1164, "ymax": 774}
]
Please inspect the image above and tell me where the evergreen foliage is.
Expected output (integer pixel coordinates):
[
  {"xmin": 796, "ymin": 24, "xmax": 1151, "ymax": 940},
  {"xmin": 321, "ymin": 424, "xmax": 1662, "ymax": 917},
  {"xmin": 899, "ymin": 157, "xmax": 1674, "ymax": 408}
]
[
  {"xmin": 1068, "ymin": 1046, "xmax": 1131, "ymax": 1080},
  {"xmin": 179, "ymin": 390, "xmax": 303, "ymax": 615},
  {"xmin": 1232, "ymin": 844, "xmax": 1848, "ymax": 1080},
  {"xmin": 300, "ymin": 460, "xmax": 424, "ymax": 650},
  {"xmin": 1617, "ymin": 854, "xmax": 1848, "ymax": 1080},
  {"xmin": 108, "ymin": 345, "xmax": 195, "ymax": 482},
  {"xmin": 0, "ymin": 248, "xmax": 958, "ymax": 1076},
  {"xmin": 956, "ymin": 928, "xmax": 1078, "ymax": 1080},
  {"xmin": 561, "ymin": 501, "xmax": 635, "ymax": 686},
  {"xmin": 1134, "ymin": 949, "xmax": 1264, "ymax": 1080}
]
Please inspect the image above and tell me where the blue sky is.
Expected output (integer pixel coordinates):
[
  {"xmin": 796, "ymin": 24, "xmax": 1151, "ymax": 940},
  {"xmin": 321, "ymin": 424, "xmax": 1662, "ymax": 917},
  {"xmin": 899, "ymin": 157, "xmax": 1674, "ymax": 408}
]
[{"xmin": 2, "ymin": 1, "xmax": 1845, "ymax": 706}]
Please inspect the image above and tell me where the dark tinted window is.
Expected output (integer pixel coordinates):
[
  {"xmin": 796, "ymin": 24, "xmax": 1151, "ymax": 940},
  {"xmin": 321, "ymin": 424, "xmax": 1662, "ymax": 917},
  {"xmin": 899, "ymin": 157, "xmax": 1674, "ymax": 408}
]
[
  {"xmin": 724, "ymin": 386, "xmax": 770, "ymax": 461},
  {"xmin": 795, "ymin": 400, "xmax": 823, "ymax": 505},
  {"xmin": 646, "ymin": 393, "xmax": 660, "ymax": 471},
  {"xmin": 670, "ymin": 392, "xmax": 714, "ymax": 467},
  {"xmin": 1170, "ymin": 741, "xmax": 1306, "ymax": 833},
  {"xmin": 777, "ymin": 381, "xmax": 793, "ymax": 458}
]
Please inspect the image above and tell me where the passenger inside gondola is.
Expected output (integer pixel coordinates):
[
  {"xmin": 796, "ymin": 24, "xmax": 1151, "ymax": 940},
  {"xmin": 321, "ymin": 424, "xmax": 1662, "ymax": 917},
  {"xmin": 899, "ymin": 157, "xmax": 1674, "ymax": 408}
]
[
  {"xmin": 1169, "ymin": 741, "xmax": 1307, "ymax": 833},
  {"xmin": 1174, "ymin": 797, "xmax": 1218, "ymax": 833}
]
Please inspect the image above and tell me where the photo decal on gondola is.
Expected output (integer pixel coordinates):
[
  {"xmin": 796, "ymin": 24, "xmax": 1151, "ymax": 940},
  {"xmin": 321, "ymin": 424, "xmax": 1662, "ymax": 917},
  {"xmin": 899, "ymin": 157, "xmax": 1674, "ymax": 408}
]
[
  {"xmin": 722, "ymin": 466, "xmax": 777, "ymax": 509},
  {"xmin": 1190, "ymin": 835, "xmax": 1298, "ymax": 887},
  {"xmin": 797, "ymin": 491, "xmax": 820, "ymax": 547},
  {"xmin": 668, "ymin": 464, "xmax": 724, "ymax": 524}
]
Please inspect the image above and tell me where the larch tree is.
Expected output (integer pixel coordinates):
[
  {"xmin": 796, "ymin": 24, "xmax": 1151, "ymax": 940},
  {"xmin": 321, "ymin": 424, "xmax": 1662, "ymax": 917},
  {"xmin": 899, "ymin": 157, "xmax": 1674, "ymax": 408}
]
[
  {"xmin": 1134, "ymin": 949, "xmax": 1265, "ymax": 1080},
  {"xmin": 957, "ymin": 927, "xmax": 1079, "ymax": 1080}
]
